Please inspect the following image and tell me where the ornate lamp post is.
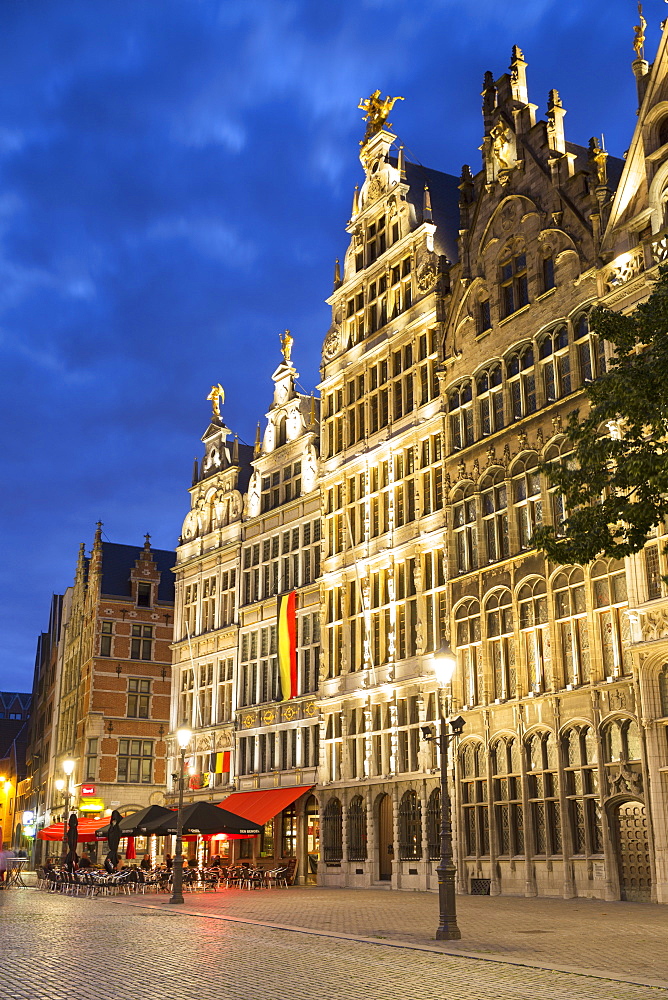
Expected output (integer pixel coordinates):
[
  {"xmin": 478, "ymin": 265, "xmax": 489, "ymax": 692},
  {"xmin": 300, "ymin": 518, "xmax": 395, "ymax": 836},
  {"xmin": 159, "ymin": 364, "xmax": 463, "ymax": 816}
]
[
  {"xmin": 421, "ymin": 639, "xmax": 465, "ymax": 941},
  {"xmin": 169, "ymin": 728, "xmax": 192, "ymax": 905},
  {"xmin": 57, "ymin": 760, "xmax": 75, "ymax": 859}
]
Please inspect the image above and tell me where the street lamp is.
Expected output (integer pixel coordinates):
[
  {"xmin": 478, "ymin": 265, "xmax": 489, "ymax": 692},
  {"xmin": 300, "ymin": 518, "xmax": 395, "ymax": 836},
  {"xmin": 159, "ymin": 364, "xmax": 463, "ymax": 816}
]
[
  {"xmin": 421, "ymin": 638, "xmax": 465, "ymax": 940},
  {"xmin": 170, "ymin": 727, "xmax": 192, "ymax": 905},
  {"xmin": 60, "ymin": 760, "xmax": 75, "ymax": 859}
]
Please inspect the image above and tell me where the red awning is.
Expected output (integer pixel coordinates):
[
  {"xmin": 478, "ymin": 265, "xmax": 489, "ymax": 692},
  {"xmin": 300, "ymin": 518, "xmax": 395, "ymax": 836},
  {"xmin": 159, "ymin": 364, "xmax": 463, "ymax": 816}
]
[
  {"xmin": 38, "ymin": 819, "xmax": 108, "ymax": 842},
  {"xmin": 217, "ymin": 785, "xmax": 314, "ymax": 826}
]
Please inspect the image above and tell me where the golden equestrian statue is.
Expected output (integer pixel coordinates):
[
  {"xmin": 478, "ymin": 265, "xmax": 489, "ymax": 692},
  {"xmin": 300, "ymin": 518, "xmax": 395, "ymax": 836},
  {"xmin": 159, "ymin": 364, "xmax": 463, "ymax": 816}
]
[
  {"xmin": 358, "ymin": 90, "xmax": 404, "ymax": 145},
  {"xmin": 207, "ymin": 383, "xmax": 225, "ymax": 419}
]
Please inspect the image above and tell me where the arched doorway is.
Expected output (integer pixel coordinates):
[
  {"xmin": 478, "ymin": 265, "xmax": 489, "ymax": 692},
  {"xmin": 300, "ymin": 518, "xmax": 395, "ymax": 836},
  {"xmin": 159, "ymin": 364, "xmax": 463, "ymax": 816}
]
[
  {"xmin": 304, "ymin": 794, "xmax": 319, "ymax": 884},
  {"xmin": 613, "ymin": 800, "xmax": 652, "ymax": 902},
  {"xmin": 377, "ymin": 794, "xmax": 393, "ymax": 881}
]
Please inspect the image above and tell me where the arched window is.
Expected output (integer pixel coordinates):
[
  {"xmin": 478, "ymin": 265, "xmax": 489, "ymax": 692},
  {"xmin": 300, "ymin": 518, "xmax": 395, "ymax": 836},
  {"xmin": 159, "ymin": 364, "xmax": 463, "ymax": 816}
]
[
  {"xmin": 562, "ymin": 727, "xmax": 602, "ymax": 855},
  {"xmin": 398, "ymin": 790, "xmax": 422, "ymax": 859},
  {"xmin": 525, "ymin": 732, "xmax": 561, "ymax": 856},
  {"xmin": 481, "ymin": 469, "xmax": 509, "ymax": 563},
  {"xmin": 574, "ymin": 311, "xmax": 606, "ymax": 383},
  {"xmin": 512, "ymin": 454, "xmax": 543, "ymax": 549},
  {"xmin": 282, "ymin": 804, "xmax": 297, "ymax": 857},
  {"xmin": 492, "ymin": 738, "xmax": 524, "ymax": 857},
  {"xmin": 426, "ymin": 788, "xmax": 441, "ymax": 860},
  {"xmin": 449, "ymin": 382, "xmax": 474, "ymax": 450},
  {"xmin": 539, "ymin": 325, "xmax": 570, "ymax": 404},
  {"xmin": 460, "ymin": 743, "xmax": 489, "ymax": 857},
  {"xmin": 486, "ymin": 590, "xmax": 515, "ymax": 700},
  {"xmin": 591, "ymin": 559, "xmax": 631, "ymax": 678},
  {"xmin": 276, "ymin": 414, "xmax": 287, "ymax": 448},
  {"xmin": 347, "ymin": 795, "xmax": 367, "ymax": 861},
  {"xmin": 507, "ymin": 348, "xmax": 536, "ymax": 420},
  {"xmin": 477, "ymin": 366, "xmax": 504, "ymax": 436},
  {"xmin": 455, "ymin": 599, "xmax": 482, "ymax": 708},
  {"xmin": 602, "ymin": 718, "xmax": 641, "ymax": 764},
  {"xmin": 543, "ymin": 438, "xmax": 573, "ymax": 536},
  {"xmin": 452, "ymin": 484, "xmax": 478, "ymax": 575},
  {"xmin": 658, "ymin": 116, "xmax": 668, "ymax": 149},
  {"xmin": 553, "ymin": 568, "xmax": 590, "ymax": 685},
  {"xmin": 322, "ymin": 798, "xmax": 343, "ymax": 863},
  {"xmin": 518, "ymin": 578, "xmax": 551, "ymax": 693}
]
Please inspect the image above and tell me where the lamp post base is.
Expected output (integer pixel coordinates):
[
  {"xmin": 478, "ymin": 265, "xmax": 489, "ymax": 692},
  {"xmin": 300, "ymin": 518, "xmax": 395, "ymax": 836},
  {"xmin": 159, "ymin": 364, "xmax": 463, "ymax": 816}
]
[
  {"xmin": 169, "ymin": 855, "xmax": 185, "ymax": 905},
  {"xmin": 435, "ymin": 924, "xmax": 462, "ymax": 941}
]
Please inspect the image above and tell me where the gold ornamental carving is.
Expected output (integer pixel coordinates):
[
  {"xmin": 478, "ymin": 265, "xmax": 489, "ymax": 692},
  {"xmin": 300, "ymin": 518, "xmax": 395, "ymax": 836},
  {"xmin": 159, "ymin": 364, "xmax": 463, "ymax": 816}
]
[
  {"xmin": 242, "ymin": 713, "xmax": 256, "ymax": 729},
  {"xmin": 262, "ymin": 709, "xmax": 275, "ymax": 725},
  {"xmin": 283, "ymin": 704, "xmax": 297, "ymax": 722}
]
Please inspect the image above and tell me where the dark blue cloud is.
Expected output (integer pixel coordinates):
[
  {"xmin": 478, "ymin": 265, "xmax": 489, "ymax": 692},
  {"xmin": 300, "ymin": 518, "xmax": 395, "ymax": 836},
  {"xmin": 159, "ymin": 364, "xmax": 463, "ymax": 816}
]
[{"xmin": 0, "ymin": 0, "xmax": 653, "ymax": 688}]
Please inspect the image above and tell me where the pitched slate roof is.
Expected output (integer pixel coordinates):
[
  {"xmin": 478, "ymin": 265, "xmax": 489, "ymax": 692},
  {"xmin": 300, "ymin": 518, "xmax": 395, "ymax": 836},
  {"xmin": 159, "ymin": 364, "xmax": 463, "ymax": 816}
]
[{"xmin": 100, "ymin": 542, "xmax": 176, "ymax": 603}]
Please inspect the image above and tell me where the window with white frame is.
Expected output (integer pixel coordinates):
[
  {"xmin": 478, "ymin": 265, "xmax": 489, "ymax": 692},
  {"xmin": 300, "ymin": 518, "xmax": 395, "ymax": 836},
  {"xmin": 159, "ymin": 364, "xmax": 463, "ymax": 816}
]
[
  {"xmin": 216, "ymin": 658, "xmax": 233, "ymax": 723},
  {"xmin": 326, "ymin": 588, "xmax": 343, "ymax": 678},
  {"xmin": 393, "ymin": 447, "xmax": 417, "ymax": 527},
  {"xmin": 395, "ymin": 557, "xmax": 418, "ymax": 661},
  {"xmin": 201, "ymin": 576, "xmax": 217, "ymax": 632},
  {"xmin": 299, "ymin": 612, "xmax": 320, "ymax": 694},
  {"xmin": 420, "ymin": 432, "xmax": 443, "ymax": 515},
  {"xmin": 422, "ymin": 550, "xmax": 446, "ymax": 654}
]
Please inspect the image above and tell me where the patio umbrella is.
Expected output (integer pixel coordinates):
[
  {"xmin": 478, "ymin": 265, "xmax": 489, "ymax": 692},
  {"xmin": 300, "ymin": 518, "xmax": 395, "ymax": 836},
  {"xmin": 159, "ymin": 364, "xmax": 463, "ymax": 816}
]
[
  {"xmin": 125, "ymin": 836, "xmax": 136, "ymax": 860},
  {"xmin": 105, "ymin": 809, "xmax": 122, "ymax": 873},
  {"xmin": 65, "ymin": 814, "xmax": 78, "ymax": 872},
  {"xmin": 96, "ymin": 805, "xmax": 175, "ymax": 838},
  {"xmin": 138, "ymin": 800, "xmax": 263, "ymax": 837},
  {"xmin": 38, "ymin": 818, "xmax": 107, "ymax": 842}
]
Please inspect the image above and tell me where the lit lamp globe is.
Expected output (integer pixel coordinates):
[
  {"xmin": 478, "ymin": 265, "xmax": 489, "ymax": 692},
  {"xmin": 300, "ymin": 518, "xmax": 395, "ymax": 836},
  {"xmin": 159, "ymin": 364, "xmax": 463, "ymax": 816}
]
[
  {"xmin": 54, "ymin": 779, "xmax": 65, "ymax": 792},
  {"xmin": 62, "ymin": 759, "xmax": 75, "ymax": 777},
  {"xmin": 176, "ymin": 728, "xmax": 192, "ymax": 751},
  {"xmin": 433, "ymin": 638, "xmax": 457, "ymax": 688}
]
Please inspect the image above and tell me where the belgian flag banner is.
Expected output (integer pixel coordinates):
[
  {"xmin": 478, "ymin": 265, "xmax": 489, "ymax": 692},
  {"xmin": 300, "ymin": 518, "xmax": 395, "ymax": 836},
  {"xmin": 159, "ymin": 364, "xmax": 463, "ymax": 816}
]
[{"xmin": 278, "ymin": 590, "xmax": 298, "ymax": 701}]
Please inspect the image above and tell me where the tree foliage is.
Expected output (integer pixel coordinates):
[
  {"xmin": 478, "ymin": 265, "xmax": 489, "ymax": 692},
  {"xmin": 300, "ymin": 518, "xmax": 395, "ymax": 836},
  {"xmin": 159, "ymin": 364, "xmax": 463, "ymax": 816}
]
[{"xmin": 532, "ymin": 265, "xmax": 668, "ymax": 566}]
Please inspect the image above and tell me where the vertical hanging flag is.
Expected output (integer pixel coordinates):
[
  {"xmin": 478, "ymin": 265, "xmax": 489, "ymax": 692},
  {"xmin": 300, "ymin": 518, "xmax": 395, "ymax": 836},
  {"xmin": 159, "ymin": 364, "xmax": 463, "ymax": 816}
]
[{"xmin": 278, "ymin": 591, "xmax": 298, "ymax": 701}]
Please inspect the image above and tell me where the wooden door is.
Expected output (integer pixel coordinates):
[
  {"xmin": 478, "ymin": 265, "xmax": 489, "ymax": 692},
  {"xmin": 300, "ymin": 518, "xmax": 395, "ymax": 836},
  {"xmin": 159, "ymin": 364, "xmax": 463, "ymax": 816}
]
[
  {"xmin": 378, "ymin": 794, "xmax": 393, "ymax": 881},
  {"xmin": 614, "ymin": 801, "xmax": 652, "ymax": 902}
]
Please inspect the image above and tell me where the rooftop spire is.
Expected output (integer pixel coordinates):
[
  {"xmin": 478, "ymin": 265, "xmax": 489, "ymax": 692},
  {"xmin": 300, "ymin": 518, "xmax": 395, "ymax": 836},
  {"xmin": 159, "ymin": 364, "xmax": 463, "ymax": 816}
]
[
  {"xmin": 423, "ymin": 184, "xmax": 433, "ymax": 223},
  {"xmin": 254, "ymin": 422, "xmax": 262, "ymax": 457}
]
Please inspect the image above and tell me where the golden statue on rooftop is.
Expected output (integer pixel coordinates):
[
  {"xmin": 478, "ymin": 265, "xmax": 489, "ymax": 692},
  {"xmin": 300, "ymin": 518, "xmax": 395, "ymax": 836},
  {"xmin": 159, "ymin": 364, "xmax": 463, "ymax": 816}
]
[
  {"xmin": 207, "ymin": 383, "xmax": 225, "ymax": 419},
  {"xmin": 280, "ymin": 329, "xmax": 293, "ymax": 364},
  {"xmin": 358, "ymin": 90, "xmax": 404, "ymax": 145},
  {"xmin": 633, "ymin": 3, "xmax": 646, "ymax": 59}
]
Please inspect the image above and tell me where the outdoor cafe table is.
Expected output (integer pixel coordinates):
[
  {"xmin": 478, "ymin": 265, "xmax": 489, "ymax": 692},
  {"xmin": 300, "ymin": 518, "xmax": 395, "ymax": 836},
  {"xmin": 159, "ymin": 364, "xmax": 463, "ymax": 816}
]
[{"xmin": 5, "ymin": 858, "xmax": 28, "ymax": 887}]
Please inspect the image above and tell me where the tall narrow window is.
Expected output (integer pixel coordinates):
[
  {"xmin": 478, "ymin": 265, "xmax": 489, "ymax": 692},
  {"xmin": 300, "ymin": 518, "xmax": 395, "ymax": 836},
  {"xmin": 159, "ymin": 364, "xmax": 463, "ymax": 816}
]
[
  {"xmin": 449, "ymin": 382, "xmax": 474, "ymax": 450},
  {"xmin": 481, "ymin": 470, "xmax": 509, "ymax": 563},
  {"xmin": 507, "ymin": 349, "xmax": 536, "ymax": 420},
  {"xmin": 500, "ymin": 252, "xmax": 529, "ymax": 317},
  {"xmin": 127, "ymin": 678, "xmax": 150, "ymax": 719},
  {"xmin": 486, "ymin": 590, "xmax": 515, "ymax": 700},
  {"xmin": 455, "ymin": 599, "xmax": 482, "ymax": 707},
  {"xmin": 553, "ymin": 568, "xmax": 590, "ymax": 685},
  {"xmin": 563, "ymin": 727, "xmax": 602, "ymax": 855},
  {"xmin": 492, "ymin": 738, "xmax": 524, "ymax": 857},
  {"xmin": 477, "ymin": 366, "xmax": 504, "ymax": 436},
  {"xmin": 526, "ymin": 732, "xmax": 561, "ymax": 855},
  {"xmin": 460, "ymin": 743, "xmax": 489, "ymax": 857},
  {"xmin": 100, "ymin": 621, "xmax": 113, "ymax": 657},
  {"xmin": 452, "ymin": 484, "xmax": 478, "ymax": 575},
  {"xmin": 512, "ymin": 455, "xmax": 543, "ymax": 549},
  {"xmin": 398, "ymin": 790, "xmax": 422, "ymax": 859},
  {"xmin": 519, "ymin": 578, "xmax": 551, "ymax": 693},
  {"xmin": 591, "ymin": 559, "xmax": 631, "ymax": 678}
]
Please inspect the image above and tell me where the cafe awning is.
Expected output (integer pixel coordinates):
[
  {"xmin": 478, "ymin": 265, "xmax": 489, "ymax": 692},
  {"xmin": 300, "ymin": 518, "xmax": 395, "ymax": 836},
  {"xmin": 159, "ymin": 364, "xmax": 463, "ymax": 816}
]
[
  {"xmin": 38, "ymin": 818, "xmax": 107, "ymax": 842},
  {"xmin": 217, "ymin": 785, "xmax": 314, "ymax": 826}
]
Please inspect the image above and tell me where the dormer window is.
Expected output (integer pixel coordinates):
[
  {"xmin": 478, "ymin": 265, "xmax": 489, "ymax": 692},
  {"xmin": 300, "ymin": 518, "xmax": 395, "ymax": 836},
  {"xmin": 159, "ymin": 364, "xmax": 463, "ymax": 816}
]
[{"xmin": 137, "ymin": 582, "xmax": 151, "ymax": 607}]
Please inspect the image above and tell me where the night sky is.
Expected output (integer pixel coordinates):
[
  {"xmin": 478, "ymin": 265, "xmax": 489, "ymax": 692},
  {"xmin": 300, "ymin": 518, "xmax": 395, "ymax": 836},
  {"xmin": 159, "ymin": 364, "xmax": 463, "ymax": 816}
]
[{"xmin": 0, "ymin": 0, "xmax": 657, "ymax": 692}]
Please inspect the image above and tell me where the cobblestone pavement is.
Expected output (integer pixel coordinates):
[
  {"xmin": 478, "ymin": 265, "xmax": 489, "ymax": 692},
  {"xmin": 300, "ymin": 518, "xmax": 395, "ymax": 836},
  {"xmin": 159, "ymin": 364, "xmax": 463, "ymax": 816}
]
[
  {"xmin": 100, "ymin": 883, "xmax": 668, "ymax": 987},
  {"xmin": 0, "ymin": 889, "xmax": 666, "ymax": 1000}
]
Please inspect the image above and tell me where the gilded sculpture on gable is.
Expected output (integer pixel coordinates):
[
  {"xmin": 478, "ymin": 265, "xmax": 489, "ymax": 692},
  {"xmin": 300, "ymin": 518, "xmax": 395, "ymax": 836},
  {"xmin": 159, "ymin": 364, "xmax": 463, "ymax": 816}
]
[
  {"xmin": 633, "ymin": 4, "xmax": 646, "ymax": 59},
  {"xmin": 358, "ymin": 90, "xmax": 404, "ymax": 145},
  {"xmin": 280, "ymin": 328, "xmax": 293, "ymax": 364},
  {"xmin": 207, "ymin": 383, "xmax": 224, "ymax": 418}
]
